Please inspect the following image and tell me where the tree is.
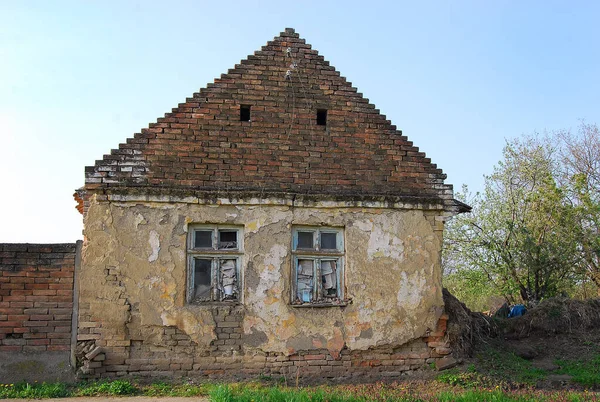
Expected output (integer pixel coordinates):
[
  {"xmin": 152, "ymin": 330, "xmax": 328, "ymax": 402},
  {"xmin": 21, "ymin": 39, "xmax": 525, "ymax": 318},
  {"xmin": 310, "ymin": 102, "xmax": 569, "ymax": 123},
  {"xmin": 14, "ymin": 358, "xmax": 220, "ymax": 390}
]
[
  {"xmin": 444, "ymin": 136, "xmax": 580, "ymax": 305},
  {"xmin": 559, "ymin": 123, "xmax": 600, "ymax": 294}
]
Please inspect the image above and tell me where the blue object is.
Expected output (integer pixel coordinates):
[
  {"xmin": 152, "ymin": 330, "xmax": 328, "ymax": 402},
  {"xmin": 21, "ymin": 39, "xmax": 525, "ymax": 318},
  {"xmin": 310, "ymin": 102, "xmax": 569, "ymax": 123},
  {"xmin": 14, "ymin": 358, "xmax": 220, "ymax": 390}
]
[{"xmin": 508, "ymin": 304, "xmax": 527, "ymax": 318}]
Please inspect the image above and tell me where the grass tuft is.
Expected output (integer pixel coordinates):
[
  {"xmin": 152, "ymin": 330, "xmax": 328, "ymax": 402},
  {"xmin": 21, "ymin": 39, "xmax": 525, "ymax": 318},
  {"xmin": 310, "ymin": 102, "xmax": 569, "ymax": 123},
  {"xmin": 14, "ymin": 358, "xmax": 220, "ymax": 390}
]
[
  {"xmin": 74, "ymin": 379, "xmax": 137, "ymax": 396},
  {"xmin": 0, "ymin": 382, "xmax": 69, "ymax": 399}
]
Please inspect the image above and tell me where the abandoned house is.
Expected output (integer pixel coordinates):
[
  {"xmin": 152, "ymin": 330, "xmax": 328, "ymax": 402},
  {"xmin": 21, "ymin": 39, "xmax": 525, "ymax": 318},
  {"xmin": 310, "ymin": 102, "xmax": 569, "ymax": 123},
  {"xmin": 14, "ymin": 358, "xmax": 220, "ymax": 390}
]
[{"xmin": 71, "ymin": 28, "xmax": 469, "ymax": 380}]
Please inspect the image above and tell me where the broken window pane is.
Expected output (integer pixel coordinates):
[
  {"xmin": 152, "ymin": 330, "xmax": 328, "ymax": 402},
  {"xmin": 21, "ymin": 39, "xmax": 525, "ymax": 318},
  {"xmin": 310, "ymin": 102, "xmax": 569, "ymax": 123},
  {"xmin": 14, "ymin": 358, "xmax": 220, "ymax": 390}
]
[
  {"xmin": 193, "ymin": 258, "xmax": 212, "ymax": 301},
  {"xmin": 320, "ymin": 232, "xmax": 337, "ymax": 250},
  {"xmin": 194, "ymin": 230, "xmax": 213, "ymax": 248},
  {"xmin": 218, "ymin": 230, "xmax": 238, "ymax": 250},
  {"xmin": 219, "ymin": 259, "xmax": 237, "ymax": 300},
  {"xmin": 321, "ymin": 260, "xmax": 338, "ymax": 297},
  {"xmin": 297, "ymin": 259, "xmax": 314, "ymax": 302},
  {"xmin": 297, "ymin": 231, "xmax": 314, "ymax": 249}
]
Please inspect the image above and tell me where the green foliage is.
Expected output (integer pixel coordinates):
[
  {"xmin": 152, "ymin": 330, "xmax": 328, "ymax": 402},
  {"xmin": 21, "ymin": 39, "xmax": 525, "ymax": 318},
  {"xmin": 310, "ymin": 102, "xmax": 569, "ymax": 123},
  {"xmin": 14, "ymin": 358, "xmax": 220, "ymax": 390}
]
[
  {"xmin": 444, "ymin": 268, "xmax": 499, "ymax": 311},
  {"xmin": 444, "ymin": 125, "xmax": 600, "ymax": 308},
  {"xmin": 0, "ymin": 382, "xmax": 69, "ymax": 398},
  {"xmin": 559, "ymin": 123, "xmax": 600, "ymax": 294}
]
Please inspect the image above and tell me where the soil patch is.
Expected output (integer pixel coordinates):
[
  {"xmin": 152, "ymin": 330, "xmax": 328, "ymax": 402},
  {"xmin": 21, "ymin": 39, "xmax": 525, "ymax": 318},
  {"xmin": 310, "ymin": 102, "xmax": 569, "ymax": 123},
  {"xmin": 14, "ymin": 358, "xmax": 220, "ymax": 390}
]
[{"xmin": 443, "ymin": 289, "xmax": 600, "ymax": 391}]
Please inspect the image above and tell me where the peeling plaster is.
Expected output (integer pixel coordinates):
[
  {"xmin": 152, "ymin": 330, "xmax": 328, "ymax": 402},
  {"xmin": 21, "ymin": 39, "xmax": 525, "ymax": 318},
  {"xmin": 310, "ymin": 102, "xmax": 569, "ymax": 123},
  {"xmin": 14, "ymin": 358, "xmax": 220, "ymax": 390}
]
[
  {"xmin": 397, "ymin": 271, "xmax": 427, "ymax": 310},
  {"xmin": 367, "ymin": 225, "xmax": 404, "ymax": 261},
  {"xmin": 134, "ymin": 213, "xmax": 146, "ymax": 228},
  {"xmin": 80, "ymin": 198, "xmax": 444, "ymax": 359},
  {"xmin": 148, "ymin": 230, "xmax": 160, "ymax": 262}
]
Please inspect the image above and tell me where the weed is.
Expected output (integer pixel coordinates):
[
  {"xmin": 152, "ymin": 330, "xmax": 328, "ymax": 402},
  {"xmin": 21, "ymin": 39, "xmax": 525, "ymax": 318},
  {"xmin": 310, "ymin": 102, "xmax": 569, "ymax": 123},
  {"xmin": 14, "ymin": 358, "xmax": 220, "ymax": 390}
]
[
  {"xmin": 75, "ymin": 379, "xmax": 137, "ymax": 396},
  {"xmin": 210, "ymin": 384, "xmax": 235, "ymax": 402},
  {"xmin": 0, "ymin": 382, "xmax": 69, "ymax": 398},
  {"xmin": 437, "ymin": 368, "xmax": 482, "ymax": 388}
]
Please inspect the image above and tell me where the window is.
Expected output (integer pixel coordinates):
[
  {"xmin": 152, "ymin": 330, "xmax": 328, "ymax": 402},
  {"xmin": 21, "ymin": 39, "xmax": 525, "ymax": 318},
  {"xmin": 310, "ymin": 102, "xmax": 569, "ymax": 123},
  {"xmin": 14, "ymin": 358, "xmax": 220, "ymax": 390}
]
[
  {"xmin": 291, "ymin": 227, "xmax": 344, "ymax": 305},
  {"xmin": 240, "ymin": 105, "xmax": 251, "ymax": 121},
  {"xmin": 316, "ymin": 109, "xmax": 327, "ymax": 126},
  {"xmin": 187, "ymin": 225, "xmax": 243, "ymax": 303}
]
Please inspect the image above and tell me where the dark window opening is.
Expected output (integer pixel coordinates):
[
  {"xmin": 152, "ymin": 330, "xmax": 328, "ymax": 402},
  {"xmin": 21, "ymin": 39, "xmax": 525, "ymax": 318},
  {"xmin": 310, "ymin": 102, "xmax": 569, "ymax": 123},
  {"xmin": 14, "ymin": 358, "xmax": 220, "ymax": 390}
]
[
  {"xmin": 320, "ymin": 232, "xmax": 337, "ymax": 250},
  {"xmin": 317, "ymin": 109, "xmax": 327, "ymax": 126},
  {"xmin": 240, "ymin": 105, "xmax": 251, "ymax": 121},
  {"xmin": 194, "ymin": 230, "xmax": 213, "ymax": 248},
  {"xmin": 218, "ymin": 230, "xmax": 238, "ymax": 249},
  {"xmin": 297, "ymin": 231, "xmax": 314, "ymax": 249}
]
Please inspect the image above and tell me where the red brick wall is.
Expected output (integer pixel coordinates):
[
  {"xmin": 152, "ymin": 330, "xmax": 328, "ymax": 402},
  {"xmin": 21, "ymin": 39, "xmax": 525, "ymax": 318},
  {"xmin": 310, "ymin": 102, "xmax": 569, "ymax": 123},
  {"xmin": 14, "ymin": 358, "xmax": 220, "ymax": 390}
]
[
  {"xmin": 84, "ymin": 28, "xmax": 454, "ymax": 208},
  {"xmin": 0, "ymin": 244, "xmax": 76, "ymax": 353}
]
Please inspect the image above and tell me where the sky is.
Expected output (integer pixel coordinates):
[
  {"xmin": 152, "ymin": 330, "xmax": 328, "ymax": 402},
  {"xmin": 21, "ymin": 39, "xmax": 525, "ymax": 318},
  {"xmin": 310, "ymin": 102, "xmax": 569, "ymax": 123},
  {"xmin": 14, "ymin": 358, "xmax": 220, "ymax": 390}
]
[{"xmin": 1, "ymin": 1, "xmax": 600, "ymax": 243}]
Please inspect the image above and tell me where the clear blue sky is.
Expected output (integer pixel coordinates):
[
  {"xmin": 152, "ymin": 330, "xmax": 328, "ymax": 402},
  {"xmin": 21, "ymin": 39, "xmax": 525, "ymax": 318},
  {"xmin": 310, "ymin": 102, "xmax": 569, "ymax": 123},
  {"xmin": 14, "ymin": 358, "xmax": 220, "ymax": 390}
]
[{"xmin": 2, "ymin": 1, "xmax": 599, "ymax": 242}]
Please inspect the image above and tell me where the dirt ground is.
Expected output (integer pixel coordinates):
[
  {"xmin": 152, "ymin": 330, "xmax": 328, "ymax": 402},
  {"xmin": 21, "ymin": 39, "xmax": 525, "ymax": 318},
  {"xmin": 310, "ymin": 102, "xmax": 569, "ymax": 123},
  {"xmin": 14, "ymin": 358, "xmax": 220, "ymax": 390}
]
[{"xmin": 442, "ymin": 291, "xmax": 600, "ymax": 391}]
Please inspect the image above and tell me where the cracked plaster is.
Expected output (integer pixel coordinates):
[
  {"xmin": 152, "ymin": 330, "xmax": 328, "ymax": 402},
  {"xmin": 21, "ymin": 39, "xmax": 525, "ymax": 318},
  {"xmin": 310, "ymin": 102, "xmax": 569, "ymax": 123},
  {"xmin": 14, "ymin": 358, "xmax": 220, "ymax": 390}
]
[{"xmin": 79, "ymin": 196, "xmax": 445, "ymax": 357}]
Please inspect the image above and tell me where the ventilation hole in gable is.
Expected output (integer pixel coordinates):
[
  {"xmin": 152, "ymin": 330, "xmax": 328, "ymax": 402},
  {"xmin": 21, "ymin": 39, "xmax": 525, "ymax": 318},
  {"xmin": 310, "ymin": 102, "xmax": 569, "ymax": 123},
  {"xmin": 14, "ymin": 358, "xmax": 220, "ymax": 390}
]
[
  {"xmin": 317, "ymin": 109, "xmax": 327, "ymax": 126},
  {"xmin": 240, "ymin": 105, "xmax": 251, "ymax": 122}
]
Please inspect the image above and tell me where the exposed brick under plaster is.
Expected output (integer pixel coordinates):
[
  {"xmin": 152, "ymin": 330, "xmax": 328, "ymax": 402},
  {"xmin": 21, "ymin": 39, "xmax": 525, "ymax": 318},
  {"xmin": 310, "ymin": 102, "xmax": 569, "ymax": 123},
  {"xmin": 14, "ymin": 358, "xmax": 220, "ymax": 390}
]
[{"xmin": 77, "ymin": 306, "xmax": 452, "ymax": 380}]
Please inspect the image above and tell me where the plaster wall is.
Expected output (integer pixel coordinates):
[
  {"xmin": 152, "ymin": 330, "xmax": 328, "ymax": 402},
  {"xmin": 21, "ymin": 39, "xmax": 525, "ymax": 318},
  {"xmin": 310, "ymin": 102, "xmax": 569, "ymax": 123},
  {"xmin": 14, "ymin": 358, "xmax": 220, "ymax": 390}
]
[{"xmin": 77, "ymin": 196, "xmax": 446, "ymax": 376}]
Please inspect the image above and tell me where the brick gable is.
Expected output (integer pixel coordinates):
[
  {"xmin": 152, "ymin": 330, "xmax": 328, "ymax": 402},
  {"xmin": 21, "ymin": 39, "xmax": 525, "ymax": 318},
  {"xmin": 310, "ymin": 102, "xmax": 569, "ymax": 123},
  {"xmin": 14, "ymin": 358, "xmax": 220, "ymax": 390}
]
[{"xmin": 85, "ymin": 28, "xmax": 461, "ymax": 209}]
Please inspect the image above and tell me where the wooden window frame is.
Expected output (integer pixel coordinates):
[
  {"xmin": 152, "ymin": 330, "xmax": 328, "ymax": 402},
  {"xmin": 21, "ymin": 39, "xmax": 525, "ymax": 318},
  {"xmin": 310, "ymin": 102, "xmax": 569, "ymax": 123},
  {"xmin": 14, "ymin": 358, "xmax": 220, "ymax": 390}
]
[
  {"xmin": 291, "ymin": 226, "xmax": 345, "ymax": 306},
  {"xmin": 187, "ymin": 225, "xmax": 243, "ymax": 304}
]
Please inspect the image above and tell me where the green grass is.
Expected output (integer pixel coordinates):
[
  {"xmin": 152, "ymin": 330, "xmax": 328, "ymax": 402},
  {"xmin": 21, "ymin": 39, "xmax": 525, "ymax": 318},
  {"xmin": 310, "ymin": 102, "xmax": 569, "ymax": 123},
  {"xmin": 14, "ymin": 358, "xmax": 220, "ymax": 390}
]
[
  {"xmin": 475, "ymin": 347, "xmax": 547, "ymax": 385},
  {"xmin": 209, "ymin": 384, "xmax": 403, "ymax": 402},
  {"xmin": 0, "ymin": 382, "xmax": 70, "ymax": 399},
  {"xmin": 437, "ymin": 368, "xmax": 484, "ymax": 388},
  {"xmin": 555, "ymin": 354, "xmax": 600, "ymax": 386},
  {"xmin": 0, "ymin": 378, "xmax": 599, "ymax": 401},
  {"xmin": 472, "ymin": 344, "xmax": 600, "ymax": 388},
  {"xmin": 142, "ymin": 381, "xmax": 209, "ymax": 397},
  {"xmin": 73, "ymin": 379, "xmax": 137, "ymax": 396}
]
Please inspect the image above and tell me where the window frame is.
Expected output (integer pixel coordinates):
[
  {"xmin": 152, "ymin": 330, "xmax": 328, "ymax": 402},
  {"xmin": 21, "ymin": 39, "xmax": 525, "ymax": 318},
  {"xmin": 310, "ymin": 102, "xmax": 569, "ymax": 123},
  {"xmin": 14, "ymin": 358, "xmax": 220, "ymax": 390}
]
[
  {"xmin": 291, "ymin": 226, "xmax": 345, "ymax": 306},
  {"xmin": 187, "ymin": 225, "xmax": 243, "ymax": 304}
]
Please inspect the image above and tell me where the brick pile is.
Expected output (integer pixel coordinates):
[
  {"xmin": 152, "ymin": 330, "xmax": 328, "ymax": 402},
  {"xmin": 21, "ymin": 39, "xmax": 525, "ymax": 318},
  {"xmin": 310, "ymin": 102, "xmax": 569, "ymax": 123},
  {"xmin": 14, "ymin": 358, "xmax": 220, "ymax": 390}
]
[{"xmin": 0, "ymin": 244, "xmax": 76, "ymax": 353}]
